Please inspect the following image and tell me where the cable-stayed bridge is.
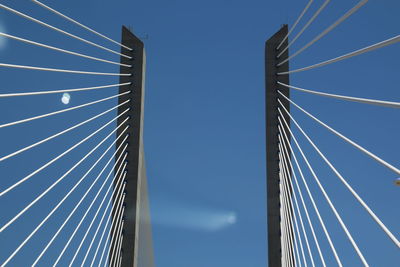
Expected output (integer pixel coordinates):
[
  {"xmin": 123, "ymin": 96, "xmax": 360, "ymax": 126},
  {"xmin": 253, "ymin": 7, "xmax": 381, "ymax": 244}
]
[
  {"xmin": 266, "ymin": 1, "xmax": 399, "ymax": 266},
  {"xmin": 0, "ymin": 0, "xmax": 399, "ymax": 266},
  {"xmin": 0, "ymin": 1, "xmax": 152, "ymax": 266}
]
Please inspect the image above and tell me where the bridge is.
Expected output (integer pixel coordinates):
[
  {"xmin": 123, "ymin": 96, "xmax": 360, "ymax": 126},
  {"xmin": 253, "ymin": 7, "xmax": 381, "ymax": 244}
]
[{"xmin": 0, "ymin": 0, "xmax": 399, "ymax": 266}]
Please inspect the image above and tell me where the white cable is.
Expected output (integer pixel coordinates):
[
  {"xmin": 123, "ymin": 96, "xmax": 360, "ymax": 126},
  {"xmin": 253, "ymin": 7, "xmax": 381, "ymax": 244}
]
[
  {"xmin": 277, "ymin": 0, "xmax": 331, "ymax": 58},
  {"xmin": 280, "ymin": 162, "xmax": 296, "ymax": 267},
  {"xmin": 278, "ymin": 110, "xmax": 369, "ymax": 266},
  {"xmin": 280, "ymin": 161, "xmax": 298, "ymax": 267},
  {"xmin": 0, "ymin": 107, "xmax": 129, "ymax": 197},
  {"xmin": 278, "ymin": 92, "xmax": 400, "ymax": 175},
  {"xmin": 108, "ymin": 210, "xmax": 126, "ymax": 267},
  {"xmin": 278, "ymin": 82, "xmax": 400, "ymax": 109},
  {"xmin": 31, "ymin": 141, "xmax": 128, "ymax": 266},
  {"xmin": 32, "ymin": 0, "xmax": 133, "ymax": 51},
  {"xmin": 278, "ymin": 99, "xmax": 400, "ymax": 248},
  {"xmin": 113, "ymin": 232, "xmax": 125, "ymax": 267},
  {"xmin": 68, "ymin": 173, "xmax": 127, "ymax": 267},
  {"xmin": 98, "ymin": 238, "xmax": 110, "ymax": 267},
  {"xmin": 53, "ymin": 168, "xmax": 126, "ymax": 267},
  {"xmin": 109, "ymin": 204, "xmax": 127, "ymax": 267},
  {"xmin": 278, "ymin": 0, "xmax": 368, "ymax": 66},
  {"xmin": 6, "ymin": 135, "xmax": 127, "ymax": 267},
  {"xmin": 95, "ymin": 195, "xmax": 127, "ymax": 267},
  {"xmin": 0, "ymin": 127, "xmax": 128, "ymax": 267},
  {"xmin": 279, "ymin": 133, "xmax": 316, "ymax": 267},
  {"xmin": 283, "ymin": 154, "xmax": 305, "ymax": 267},
  {"xmin": 276, "ymin": 0, "xmax": 314, "ymax": 50},
  {"xmin": 278, "ymin": 35, "xmax": 400, "ymax": 74},
  {"xmin": 0, "ymin": 117, "xmax": 129, "ymax": 232},
  {"xmin": 0, "ymin": 33, "xmax": 131, "ymax": 67},
  {"xmin": 105, "ymin": 197, "xmax": 126, "ymax": 267},
  {"xmin": 279, "ymin": 172, "xmax": 288, "ymax": 267},
  {"xmin": 278, "ymin": 122, "xmax": 329, "ymax": 267},
  {"xmin": 52, "ymin": 161, "xmax": 127, "ymax": 267},
  {"xmin": 118, "ymin": 254, "xmax": 123, "ymax": 267},
  {"xmin": 98, "ymin": 208, "xmax": 123, "ymax": 267},
  {"xmin": 0, "ymin": 82, "xmax": 130, "ymax": 98},
  {"xmin": 0, "ymin": 100, "xmax": 130, "ymax": 162},
  {"xmin": 89, "ymin": 205, "xmax": 114, "ymax": 267},
  {"xmin": 279, "ymin": 180, "xmax": 291, "ymax": 267},
  {"xmin": 280, "ymin": 191, "xmax": 287, "ymax": 267},
  {"xmin": 81, "ymin": 175, "xmax": 126, "ymax": 266},
  {"xmin": 281, "ymin": 183, "xmax": 293, "ymax": 267},
  {"xmin": 280, "ymin": 158, "xmax": 301, "ymax": 267},
  {"xmin": 280, "ymin": 140, "xmax": 309, "ymax": 267},
  {"xmin": 99, "ymin": 207, "xmax": 123, "ymax": 267},
  {"xmin": 279, "ymin": 176, "xmax": 290, "ymax": 267},
  {"xmin": 279, "ymin": 115, "xmax": 346, "ymax": 266},
  {"xmin": 0, "ymin": 63, "xmax": 130, "ymax": 76},
  {"xmin": 282, "ymin": 181, "xmax": 295, "ymax": 267},
  {"xmin": 0, "ymin": 4, "xmax": 132, "ymax": 59},
  {"xmin": 117, "ymin": 236, "xmax": 124, "ymax": 267},
  {"xmin": 280, "ymin": 147, "xmax": 307, "ymax": 267},
  {"xmin": 0, "ymin": 91, "xmax": 129, "ymax": 129}
]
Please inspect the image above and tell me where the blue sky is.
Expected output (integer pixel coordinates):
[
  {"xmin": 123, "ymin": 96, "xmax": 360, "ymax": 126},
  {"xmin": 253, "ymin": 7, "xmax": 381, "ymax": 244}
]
[{"xmin": 0, "ymin": 0, "xmax": 399, "ymax": 266}]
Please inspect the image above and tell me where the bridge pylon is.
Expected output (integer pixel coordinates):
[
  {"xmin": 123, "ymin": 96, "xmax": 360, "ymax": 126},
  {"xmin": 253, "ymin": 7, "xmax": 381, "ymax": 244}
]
[{"xmin": 265, "ymin": 25, "xmax": 293, "ymax": 267}]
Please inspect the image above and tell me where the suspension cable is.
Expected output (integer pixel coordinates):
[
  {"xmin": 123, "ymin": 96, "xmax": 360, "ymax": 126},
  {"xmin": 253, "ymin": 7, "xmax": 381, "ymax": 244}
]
[
  {"xmin": 280, "ymin": 145, "xmax": 307, "ymax": 267},
  {"xmin": 116, "ymin": 233, "xmax": 125, "ymax": 267},
  {"xmin": 0, "ymin": 91, "xmax": 129, "ymax": 129},
  {"xmin": 68, "ymin": 169, "xmax": 127, "ymax": 267},
  {"xmin": 278, "ymin": 35, "xmax": 400, "ymax": 74},
  {"xmin": 99, "ymin": 204, "xmax": 123, "ymax": 267},
  {"xmin": 104, "ymin": 197, "xmax": 126, "ymax": 267},
  {"xmin": 278, "ymin": 82, "xmax": 400, "ymax": 109},
  {"xmin": 280, "ymin": 196, "xmax": 287, "ymax": 267},
  {"xmin": 31, "ymin": 0, "xmax": 133, "ymax": 51},
  {"xmin": 278, "ymin": 118, "xmax": 335, "ymax": 267},
  {"xmin": 279, "ymin": 99, "xmax": 400, "ymax": 248},
  {"xmin": 112, "ymin": 224, "xmax": 125, "ymax": 267},
  {"xmin": 0, "ymin": 4, "xmax": 132, "ymax": 59},
  {"xmin": 80, "ymin": 174, "xmax": 127, "ymax": 266},
  {"xmin": 278, "ymin": 0, "xmax": 368, "ymax": 66},
  {"xmin": 0, "ymin": 108, "xmax": 129, "ymax": 197},
  {"xmin": 280, "ymin": 172, "xmax": 294, "ymax": 267},
  {"xmin": 279, "ymin": 157, "xmax": 302, "ymax": 267},
  {"xmin": 2, "ymin": 132, "xmax": 128, "ymax": 267},
  {"xmin": 110, "ymin": 191, "xmax": 128, "ymax": 267},
  {"xmin": 101, "ymin": 205, "xmax": 125, "ymax": 267},
  {"xmin": 110, "ymin": 215, "xmax": 126, "ymax": 267},
  {"xmin": 276, "ymin": 0, "xmax": 314, "ymax": 50},
  {"xmin": 0, "ymin": 120, "xmax": 129, "ymax": 234},
  {"xmin": 279, "ymin": 136, "xmax": 316, "ymax": 267},
  {"xmin": 118, "ymin": 253, "xmax": 123, "ymax": 267},
  {"xmin": 277, "ymin": 0, "xmax": 331, "ymax": 58},
  {"xmin": 278, "ymin": 110, "xmax": 369, "ymax": 266},
  {"xmin": 278, "ymin": 92, "xmax": 400, "ymax": 175},
  {"xmin": 31, "ymin": 141, "xmax": 128, "ymax": 266},
  {"xmin": 0, "ymin": 62, "xmax": 130, "ymax": 76},
  {"xmin": 279, "ymin": 180, "xmax": 292, "ymax": 267},
  {"xmin": 90, "ymin": 202, "xmax": 117, "ymax": 267},
  {"xmin": 52, "ymin": 160, "xmax": 127, "ymax": 267},
  {"xmin": 0, "ymin": 100, "xmax": 129, "ymax": 162},
  {"xmin": 280, "ymin": 158, "xmax": 299, "ymax": 267},
  {"xmin": 0, "ymin": 33, "xmax": 131, "ymax": 67},
  {"xmin": 0, "ymin": 82, "xmax": 130, "ymax": 98}
]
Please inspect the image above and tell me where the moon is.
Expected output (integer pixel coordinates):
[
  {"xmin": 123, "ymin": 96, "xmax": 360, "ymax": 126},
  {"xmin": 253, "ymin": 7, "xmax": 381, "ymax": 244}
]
[
  {"xmin": 61, "ymin": 93, "xmax": 71, "ymax": 104},
  {"xmin": 0, "ymin": 21, "xmax": 8, "ymax": 51}
]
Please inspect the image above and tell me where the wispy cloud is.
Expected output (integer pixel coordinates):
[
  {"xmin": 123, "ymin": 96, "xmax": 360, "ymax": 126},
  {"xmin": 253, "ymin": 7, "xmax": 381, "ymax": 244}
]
[{"xmin": 151, "ymin": 198, "xmax": 238, "ymax": 232}]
